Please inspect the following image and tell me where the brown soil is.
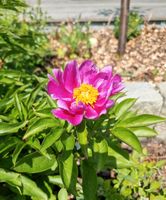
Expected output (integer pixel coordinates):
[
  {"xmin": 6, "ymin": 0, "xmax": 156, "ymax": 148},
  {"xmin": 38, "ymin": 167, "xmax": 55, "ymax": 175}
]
[
  {"xmin": 91, "ymin": 25, "xmax": 166, "ymax": 82},
  {"xmin": 50, "ymin": 24, "xmax": 166, "ymax": 82}
]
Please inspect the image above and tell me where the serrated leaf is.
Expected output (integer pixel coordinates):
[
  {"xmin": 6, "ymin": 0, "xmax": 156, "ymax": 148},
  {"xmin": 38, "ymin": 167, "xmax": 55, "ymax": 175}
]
[
  {"xmin": 117, "ymin": 114, "xmax": 165, "ymax": 128},
  {"xmin": 14, "ymin": 152, "xmax": 57, "ymax": 173},
  {"xmin": 59, "ymin": 152, "xmax": 77, "ymax": 195},
  {"xmin": 111, "ymin": 127, "xmax": 142, "ymax": 153},
  {"xmin": 82, "ymin": 160, "xmax": 97, "ymax": 200},
  {"xmin": 129, "ymin": 127, "xmax": 158, "ymax": 137},
  {"xmin": 114, "ymin": 98, "xmax": 137, "ymax": 119},
  {"xmin": 23, "ymin": 118, "xmax": 58, "ymax": 139}
]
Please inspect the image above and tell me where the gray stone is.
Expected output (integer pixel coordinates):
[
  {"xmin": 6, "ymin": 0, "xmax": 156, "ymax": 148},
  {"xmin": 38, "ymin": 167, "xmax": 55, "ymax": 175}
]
[
  {"xmin": 125, "ymin": 82, "xmax": 166, "ymax": 140},
  {"xmin": 155, "ymin": 82, "xmax": 166, "ymax": 139},
  {"xmin": 124, "ymin": 82, "xmax": 163, "ymax": 115}
]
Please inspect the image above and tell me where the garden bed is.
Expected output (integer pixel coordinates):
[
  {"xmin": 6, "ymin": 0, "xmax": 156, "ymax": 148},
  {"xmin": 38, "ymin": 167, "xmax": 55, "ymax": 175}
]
[{"xmin": 50, "ymin": 24, "xmax": 166, "ymax": 82}]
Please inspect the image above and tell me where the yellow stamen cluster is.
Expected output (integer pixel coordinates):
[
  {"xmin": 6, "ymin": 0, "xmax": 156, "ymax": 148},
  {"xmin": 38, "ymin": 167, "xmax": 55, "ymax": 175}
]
[{"xmin": 73, "ymin": 83, "xmax": 99, "ymax": 106}]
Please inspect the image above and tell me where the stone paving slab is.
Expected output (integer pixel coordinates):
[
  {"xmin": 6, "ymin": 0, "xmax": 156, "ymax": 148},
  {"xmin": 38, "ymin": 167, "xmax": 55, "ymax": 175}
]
[
  {"xmin": 125, "ymin": 82, "xmax": 166, "ymax": 140},
  {"xmin": 26, "ymin": 0, "xmax": 166, "ymax": 22},
  {"xmin": 125, "ymin": 82, "xmax": 163, "ymax": 115}
]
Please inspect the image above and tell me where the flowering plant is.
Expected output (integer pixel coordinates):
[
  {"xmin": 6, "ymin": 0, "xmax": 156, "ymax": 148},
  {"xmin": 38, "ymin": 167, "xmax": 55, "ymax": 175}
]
[
  {"xmin": 47, "ymin": 60, "xmax": 123, "ymax": 125},
  {"xmin": 0, "ymin": 63, "xmax": 165, "ymax": 200}
]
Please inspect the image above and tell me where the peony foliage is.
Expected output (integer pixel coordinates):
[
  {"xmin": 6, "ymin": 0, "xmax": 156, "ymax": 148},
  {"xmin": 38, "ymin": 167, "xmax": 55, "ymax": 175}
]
[{"xmin": 0, "ymin": 63, "xmax": 165, "ymax": 200}]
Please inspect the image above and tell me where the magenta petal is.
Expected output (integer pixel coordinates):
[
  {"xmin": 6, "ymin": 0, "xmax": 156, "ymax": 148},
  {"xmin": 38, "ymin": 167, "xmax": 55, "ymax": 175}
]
[
  {"xmin": 52, "ymin": 68, "xmax": 64, "ymax": 84},
  {"xmin": 111, "ymin": 74, "xmax": 124, "ymax": 95},
  {"xmin": 63, "ymin": 60, "xmax": 80, "ymax": 92},
  {"xmin": 105, "ymin": 100, "xmax": 114, "ymax": 108},
  {"xmin": 52, "ymin": 108, "xmax": 83, "ymax": 126},
  {"xmin": 70, "ymin": 102, "xmax": 85, "ymax": 114},
  {"xmin": 47, "ymin": 79, "xmax": 71, "ymax": 100},
  {"xmin": 57, "ymin": 100, "xmax": 70, "ymax": 110},
  {"xmin": 79, "ymin": 60, "xmax": 97, "ymax": 83},
  {"xmin": 85, "ymin": 105, "xmax": 99, "ymax": 119}
]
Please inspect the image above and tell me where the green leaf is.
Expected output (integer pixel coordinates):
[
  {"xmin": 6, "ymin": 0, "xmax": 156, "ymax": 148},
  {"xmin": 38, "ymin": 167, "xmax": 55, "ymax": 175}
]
[
  {"xmin": 62, "ymin": 133, "xmax": 75, "ymax": 151},
  {"xmin": 82, "ymin": 160, "xmax": 97, "ymax": 200},
  {"xmin": 59, "ymin": 152, "xmax": 78, "ymax": 195},
  {"xmin": 93, "ymin": 139, "xmax": 108, "ymax": 171},
  {"xmin": 0, "ymin": 168, "xmax": 21, "ymax": 187},
  {"xmin": 48, "ymin": 175, "xmax": 64, "ymax": 188},
  {"xmin": 58, "ymin": 188, "xmax": 68, "ymax": 200},
  {"xmin": 35, "ymin": 108, "xmax": 54, "ymax": 118},
  {"xmin": 0, "ymin": 137, "xmax": 19, "ymax": 154},
  {"xmin": 77, "ymin": 125, "xmax": 88, "ymax": 146},
  {"xmin": 117, "ymin": 114, "xmax": 165, "ymax": 128},
  {"xmin": 0, "ymin": 121, "xmax": 27, "ymax": 136},
  {"xmin": 14, "ymin": 152, "xmax": 57, "ymax": 173},
  {"xmin": 26, "ymin": 83, "xmax": 44, "ymax": 109},
  {"xmin": 12, "ymin": 142, "xmax": 26, "ymax": 166},
  {"xmin": 129, "ymin": 127, "xmax": 158, "ymax": 137},
  {"xmin": 41, "ymin": 128, "xmax": 63, "ymax": 151},
  {"xmin": 0, "ymin": 168, "xmax": 47, "ymax": 199},
  {"xmin": 20, "ymin": 175, "xmax": 48, "ymax": 200},
  {"xmin": 23, "ymin": 118, "xmax": 58, "ymax": 139},
  {"xmin": 114, "ymin": 98, "xmax": 137, "ymax": 119},
  {"xmin": 111, "ymin": 127, "xmax": 142, "ymax": 153},
  {"xmin": 14, "ymin": 93, "xmax": 23, "ymax": 120}
]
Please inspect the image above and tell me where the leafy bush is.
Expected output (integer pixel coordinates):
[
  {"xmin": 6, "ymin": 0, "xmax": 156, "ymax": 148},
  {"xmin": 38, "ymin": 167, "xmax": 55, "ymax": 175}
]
[
  {"xmin": 55, "ymin": 21, "xmax": 91, "ymax": 59},
  {"xmin": 98, "ymin": 151, "xmax": 166, "ymax": 200},
  {"xmin": 0, "ymin": 65, "xmax": 165, "ymax": 199},
  {"xmin": 0, "ymin": 0, "xmax": 51, "ymax": 71},
  {"xmin": 114, "ymin": 11, "xmax": 144, "ymax": 41}
]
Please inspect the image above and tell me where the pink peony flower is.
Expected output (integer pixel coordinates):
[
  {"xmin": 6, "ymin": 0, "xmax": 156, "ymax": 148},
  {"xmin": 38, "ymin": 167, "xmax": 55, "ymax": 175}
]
[{"xmin": 47, "ymin": 60, "xmax": 123, "ymax": 126}]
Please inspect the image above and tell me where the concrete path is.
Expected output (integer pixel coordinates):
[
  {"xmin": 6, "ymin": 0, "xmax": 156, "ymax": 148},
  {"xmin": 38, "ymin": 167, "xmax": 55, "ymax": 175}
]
[{"xmin": 26, "ymin": 0, "xmax": 166, "ymax": 23}]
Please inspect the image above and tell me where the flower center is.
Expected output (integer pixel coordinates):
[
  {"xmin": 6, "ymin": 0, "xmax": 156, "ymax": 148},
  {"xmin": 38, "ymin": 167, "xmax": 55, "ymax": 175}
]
[{"xmin": 73, "ymin": 83, "xmax": 99, "ymax": 106}]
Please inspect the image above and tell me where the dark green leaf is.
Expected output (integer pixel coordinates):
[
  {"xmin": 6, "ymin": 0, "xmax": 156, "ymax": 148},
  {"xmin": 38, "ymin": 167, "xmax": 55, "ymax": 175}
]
[
  {"xmin": 23, "ymin": 118, "xmax": 58, "ymax": 139},
  {"xmin": 41, "ymin": 128, "xmax": 63, "ymax": 151},
  {"xmin": 82, "ymin": 160, "xmax": 97, "ymax": 200},
  {"xmin": 14, "ymin": 152, "xmax": 57, "ymax": 173},
  {"xmin": 59, "ymin": 152, "xmax": 77, "ymax": 195},
  {"xmin": 12, "ymin": 142, "xmax": 26, "ymax": 166},
  {"xmin": 0, "ymin": 121, "xmax": 27, "ymax": 136},
  {"xmin": 93, "ymin": 139, "xmax": 108, "ymax": 171}
]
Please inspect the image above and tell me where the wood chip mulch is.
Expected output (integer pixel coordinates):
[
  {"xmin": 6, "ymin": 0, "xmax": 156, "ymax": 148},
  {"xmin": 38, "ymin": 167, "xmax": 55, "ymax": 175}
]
[{"xmin": 91, "ymin": 25, "xmax": 166, "ymax": 82}]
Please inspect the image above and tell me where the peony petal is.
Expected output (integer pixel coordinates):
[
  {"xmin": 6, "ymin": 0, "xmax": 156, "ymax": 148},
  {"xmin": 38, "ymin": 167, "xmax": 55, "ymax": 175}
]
[
  {"xmin": 111, "ymin": 74, "xmax": 124, "ymax": 95},
  {"xmin": 57, "ymin": 100, "xmax": 70, "ymax": 110},
  {"xmin": 52, "ymin": 108, "xmax": 83, "ymax": 126},
  {"xmin": 70, "ymin": 102, "xmax": 85, "ymax": 114},
  {"xmin": 47, "ymin": 79, "xmax": 72, "ymax": 100},
  {"xmin": 63, "ymin": 60, "xmax": 80, "ymax": 92},
  {"xmin": 85, "ymin": 105, "xmax": 99, "ymax": 119},
  {"xmin": 79, "ymin": 60, "xmax": 97, "ymax": 83},
  {"xmin": 52, "ymin": 68, "xmax": 64, "ymax": 84},
  {"xmin": 105, "ymin": 99, "xmax": 114, "ymax": 108}
]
